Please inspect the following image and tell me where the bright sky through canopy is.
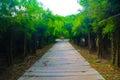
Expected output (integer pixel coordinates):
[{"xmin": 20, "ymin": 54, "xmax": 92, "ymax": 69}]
[{"xmin": 37, "ymin": 0, "xmax": 83, "ymax": 16}]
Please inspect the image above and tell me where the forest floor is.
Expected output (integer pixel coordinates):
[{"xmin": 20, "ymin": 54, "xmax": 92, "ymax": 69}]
[
  {"xmin": 72, "ymin": 43, "xmax": 120, "ymax": 80},
  {"xmin": 0, "ymin": 44, "xmax": 53, "ymax": 80},
  {"xmin": 1, "ymin": 42, "xmax": 120, "ymax": 80}
]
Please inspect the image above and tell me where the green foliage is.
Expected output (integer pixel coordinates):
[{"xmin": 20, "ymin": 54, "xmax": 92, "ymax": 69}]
[
  {"xmin": 79, "ymin": 0, "xmax": 89, "ymax": 8},
  {"xmin": 103, "ymin": 20, "xmax": 114, "ymax": 35},
  {"xmin": 0, "ymin": 0, "xmax": 119, "ymax": 49},
  {"xmin": 0, "ymin": 0, "xmax": 118, "ymax": 41},
  {"xmin": 77, "ymin": 0, "xmax": 116, "ymax": 36}
]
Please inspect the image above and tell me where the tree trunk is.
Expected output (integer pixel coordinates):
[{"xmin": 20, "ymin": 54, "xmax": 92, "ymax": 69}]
[
  {"xmin": 7, "ymin": 31, "xmax": 14, "ymax": 66},
  {"xmin": 97, "ymin": 33, "xmax": 103, "ymax": 59},
  {"xmin": 29, "ymin": 40, "xmax": 32, "ymax": 54},
  {"xmin": 91, "ymin": 35, "xmax": 97, "ymax": 51},
  {"xmin": 46, "ymin": 36, "xmax": 49, "ymax": 45},
  {"xmin": 39, "ymin": 37, "xmax": 43, "ymax": 49},
  {"xmin": 85, "ymin": 37, "xmax": 88, "ymax": 47},
  {"xmin": 23, "ymin": 34, "xmax": 27, "ymax": 59},
  {"xmin": 9, "ymin": 33, "xmax": 13, "ymax": 65},
  {"xmin": 112, "ymin": 33, "xmax": 116, "ymax": 65},
  {"xmin": 112, "ymin": 28, "xmax": 120, "ymax": 67},
  {"xmin": 88, "ymin": 32, "xmax": 91, "ymax": 50}
]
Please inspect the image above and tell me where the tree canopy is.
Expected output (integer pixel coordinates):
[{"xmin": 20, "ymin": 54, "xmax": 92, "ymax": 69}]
[{"xmin": 0, "ymin": 0, "xmax": 120, "ymax": 69}]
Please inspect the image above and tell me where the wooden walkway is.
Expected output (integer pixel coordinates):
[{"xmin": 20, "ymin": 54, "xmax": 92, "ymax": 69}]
[{"xmin": 18, "ymin": 40, "xmax": 105, "ymax": 80}]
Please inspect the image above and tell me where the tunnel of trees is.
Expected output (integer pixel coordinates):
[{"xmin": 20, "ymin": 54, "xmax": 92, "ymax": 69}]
[{"xmin": 0, "ymin": 0, "xmax": 120, "ymax": 75}]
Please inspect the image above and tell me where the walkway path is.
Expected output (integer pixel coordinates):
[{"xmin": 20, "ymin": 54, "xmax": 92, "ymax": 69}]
[{"xmin": 18, "ymin": 39, "xmax": 105, "ymax": 80}]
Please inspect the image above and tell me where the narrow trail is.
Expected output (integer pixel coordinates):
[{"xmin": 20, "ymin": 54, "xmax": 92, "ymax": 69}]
[{"xmin": 18, "ymin": 39, "xmax": 105, "ymax": 80}]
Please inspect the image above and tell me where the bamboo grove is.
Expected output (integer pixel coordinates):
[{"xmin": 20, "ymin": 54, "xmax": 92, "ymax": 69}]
[
  {"xmin": 0, "ymin": 0, "xmax": 69, "ymax": 68},
  {"xmin": 71, "ymin": 0, "xmax": 120, "ymax": 67},
  {"xmin": 0, "ymin": 0, "xmax": 120, "ymax": 72}
]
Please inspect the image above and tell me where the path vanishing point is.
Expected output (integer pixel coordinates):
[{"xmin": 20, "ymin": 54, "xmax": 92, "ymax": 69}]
[{"xmin": 18, "ymin": 39, "xmax": 105, "ymax": 80}]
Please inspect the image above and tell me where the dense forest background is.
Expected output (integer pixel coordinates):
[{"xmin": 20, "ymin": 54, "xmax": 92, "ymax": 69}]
[{"xmin": 0, "ymin": 0, "xmax": 120, "ymax": 77}]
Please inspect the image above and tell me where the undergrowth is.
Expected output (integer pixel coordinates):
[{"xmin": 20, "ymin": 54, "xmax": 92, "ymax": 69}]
[
  {"xmin": 0, "ymin": 44, "xmax": 53, "ymax": 80},
  {"xmin": 72, "ymin": 44, "xmax": 120, "ymax": 80}
]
